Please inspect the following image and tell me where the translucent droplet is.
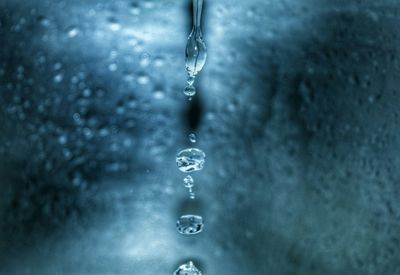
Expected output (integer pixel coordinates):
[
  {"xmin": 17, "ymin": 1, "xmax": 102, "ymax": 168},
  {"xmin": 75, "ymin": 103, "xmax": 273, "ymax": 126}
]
[
  {"xmin": 174, "ymin": 261, "xmax": 202, "ymax": 275},
  {"xmin": 188, "ymin": 133, "xmax": 196, "ymax": 143},
  {"xmin": 129, "ymin": 3, "xmax": 141, "ymax": 15},
  {"xmin": 108, "ymin": 63, "xmax": 118, "ymax": 71},
  {"xmin": 53, "ymin": 74, "xmax": 63, "ymax": 83},
  {"xmin": 185, "ymin": 30, "xmax": 207, "ymax": 77},
  {"xmin": 58, "ymin": 135, "xmax": 67, "ymax": 145},
  {"xmin": 139, "ymin": 52, "xmax": 151, "ymax": 67},
  {"xmin": 83, "ymin": 88, "xmax": 92, "ymax": 97},
  {"xmin": 108, "ymin": 18, "xmax": 121, "ymax": 31},
  {"xmin": 137, "ymin": 74, "xmax": 149, "ymax": 85},
  {"xmin": 176, "ymin": 148, "xmax": 206, "ymax": 172},
  {"xmin": 185, "ymin": 0, "xmax": 207, "ymax": 77},
  {"xmin": 183, "ymin": 85, "xmax": 196, "ymax": 97},
  {"xmin": 153, "ymin": 90, "xmax": 165, "ymax": 100},
  {"xmin": 189, "ymin": 192, "xmax": 196, "ymax": 199},
  {"xmin": 183, "ymin": 175, "xmax": 194, "ymax": 188},
  {"xmin": 67, "ymin": 27, "xmax": 79, "ymax": 38},
  {"xmin": 176, "ymin": 215, "xmax": 204, "ymax": 235}
]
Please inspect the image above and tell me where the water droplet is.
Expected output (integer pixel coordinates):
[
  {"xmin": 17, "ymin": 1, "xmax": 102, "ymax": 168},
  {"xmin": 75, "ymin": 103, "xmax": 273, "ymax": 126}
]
[
  {"xmin": 183, "ymin": 85, "xmax": 196, "ymax": 97},
  {"xmin": 153, "ymin": 90, "xmax": 165, "ymax": 100},
  {"xmin": 183, "ymin": 175, "xmax": 194, "ymax": 188},
  {"xmin": 83, "ymin": 88, "xmax": 92, "ymax": 97},
  {"xmin": 108, "ymin": 63, "xmax": 118, "ymax": 71},
  {"xmin": 58, "ymin": 135, "xmax": 67, "ymax": 145},
  {"xmin": 185, "ymin": 0, "xmax": 207, "ymax": 77},
  {"xmin": 38, "ymin": 16, "xmax": 51, "ymax": 27},
  {"xmin": 176, "ymin": 148, "xmax": 206, "ymax": 172},
  {"xmin": 129, "ymin": 3, "xmax": 141, "ymax": 15},
  {"xmin": 188, "ymin": 133, "xmax": 196, "ymax": 143},
  {"xmin": 139, "ymin": 52, "xmax": 151, "ymax": 67},
  {"xmin": 186, "ymin": 32, "xmax": 207, "ymax": 77},
  {"xmin": 73, "ymin": 113, "xmax": 81, "ymax": 122},
  {"xmin": 137, "ymin": 74, "xmax": 149, "ymax": 85},
  {"xmin": 53, "ymin": 62, "xmax": 62, "ymax": 70},
  {"xmin": 174, "ymin": 261, "xmax": 202, "ymax": 275},
  {"xmin": 143, "ymin": 0, "xmax": 155, "ymax": 9},
  {"xmin": 153, "ymin": 57, "xmax": 165, "ymax": 67},
  {"xmin": 108, "ymin": 18, "xmax": 121, "ymax": 31},
  {"xmin": 53, "ymin": 74, "xmax": 63, "ymax": 83},
  {"xmin": 67, "ymin": 27, "xmax": 79, "ymax": 38},
  {"xmin": 189, "ymin": 192, "xmax": 196, "ymax": 199},
  {"xmin": 176, "ymin": 215, "xmax": 204, "ymax": 235}
]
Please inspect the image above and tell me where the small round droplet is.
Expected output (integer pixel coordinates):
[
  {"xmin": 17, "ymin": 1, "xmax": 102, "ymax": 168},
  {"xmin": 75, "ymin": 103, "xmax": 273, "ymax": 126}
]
[
  {"xmin": 183, "ymin": 85, "xmax": 196, "ymax": 97},
  {"xmin": 183, "ymin": 175, "xmax": 194, "ymax": 188},
  {"xmin": 189, "ymin": 192, "xmax": 195, "ymax": 199},
  {"xmin": 188, "ymin": 133, "xmax": 196, "ymax": 143},
  {"xmin": 139, "ymin": 52, "xmax": 151, "ymax": 67},
  {"xmin": 176, "ymin": 215, "xmax": 204, "ymax": 235},
  {"xmin": 137, "ymin": 74, "xmax": 149, "ymax": 85},
  {"xmin": 108, "ymin": 63, "xmax": 118, "ymax": 71},
  {"xmin": 53, "ymin": 74, "xmax": 63, "ymax": 83},
  {"xmin": 174, "ymin": 261, "xmax": 202, "ymax": 275},
  {"xmin": 108, "ymin": 18, "xmax": 121, "ymax": 31},
  {"xmin": 176, "ymin": 148, "xmax": 206, "ymax": 173}
]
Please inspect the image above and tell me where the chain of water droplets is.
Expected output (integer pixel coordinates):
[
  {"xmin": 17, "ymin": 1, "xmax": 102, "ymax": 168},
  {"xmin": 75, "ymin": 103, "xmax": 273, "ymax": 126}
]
[{"xmin": 173, "ymin": 0, "xmax": 207, "ymax": 274}]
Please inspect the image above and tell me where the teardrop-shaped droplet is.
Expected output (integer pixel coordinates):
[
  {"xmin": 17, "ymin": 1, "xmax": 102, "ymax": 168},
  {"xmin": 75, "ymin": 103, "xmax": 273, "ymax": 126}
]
[
  {"xmin": 185, "ymin": 29, "xmax": 207, "ymax": 77},
  {"xmin": 188, "ymin": 133, "xmax": 197, "ymax": 143},
  {"xmin": 176, "ymin": 215, "xmax": 204, "ymax": 235}
]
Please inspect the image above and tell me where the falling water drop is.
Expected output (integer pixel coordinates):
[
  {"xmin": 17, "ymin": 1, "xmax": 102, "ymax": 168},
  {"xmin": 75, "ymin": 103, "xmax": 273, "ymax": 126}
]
[
  {"xmin": 185, "ymin": 0, "xmax": 207, "ymax": 78},
  {"xmin": 183, "ymin": 175, "xmax": 194, "ymax": 188},
  {"xmin": 183, "ymin": 85, "xmax": 196, "ymax": 97},
  {"xmin": 176, "ymin": 215, "xmax": 204, "ymax": 235},
  {"xmin": 174, "ymin": 261, "xmax": 202, "ymax": 275},
  {"xmin": 188, "ymin": 133, "xmax": 197, "ymax": 143},
  {"xmin": 176, "ymin": 148, "xmax": 206, "ymax": 172}
]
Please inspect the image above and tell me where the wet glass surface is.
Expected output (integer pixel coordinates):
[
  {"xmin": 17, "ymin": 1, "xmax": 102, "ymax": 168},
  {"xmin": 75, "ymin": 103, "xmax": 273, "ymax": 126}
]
[{"xmin": 1, "ymin": 0, "xmax": 400, "ymax": 274}]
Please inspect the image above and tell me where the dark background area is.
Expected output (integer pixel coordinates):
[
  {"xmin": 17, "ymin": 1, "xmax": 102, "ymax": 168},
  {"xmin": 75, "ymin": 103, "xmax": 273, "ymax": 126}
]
[{"xmin": 1, "ymin": 0, "xmax": 400, "ymax": 274}]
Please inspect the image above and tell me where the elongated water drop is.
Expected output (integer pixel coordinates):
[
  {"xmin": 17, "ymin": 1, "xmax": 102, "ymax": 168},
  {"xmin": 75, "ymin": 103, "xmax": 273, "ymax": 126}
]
[
  {"xmin": 176, "ymin": 148, "xmax": 206, "ymax": 172},
  {"xmin": 176, "ymin": 215, "xmax": 204, "ymax": 235},
  {"xmin": 183, "ymin": 175, "xmax": 194, "ymax": 188},
  {"xmin": 185, "ymin": 0, "xmax": 207, "ymax": 77},
  {"xmin": 174, "ymin": 261, "xmax": 202, "ymax": 275},
  {"xmin": 188, "ymin": 133, "xmax": 197, "ymax": 143}
]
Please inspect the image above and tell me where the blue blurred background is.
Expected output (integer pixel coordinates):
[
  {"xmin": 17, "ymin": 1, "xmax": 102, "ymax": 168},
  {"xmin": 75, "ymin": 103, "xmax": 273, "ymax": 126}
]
[{"xmin": 1, "ymin": 0, "xmax": 400, "ymax": 274}]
